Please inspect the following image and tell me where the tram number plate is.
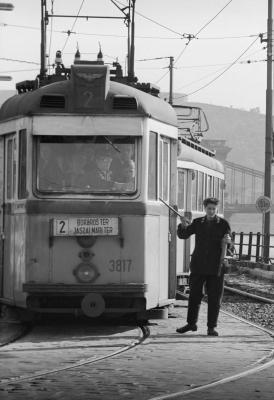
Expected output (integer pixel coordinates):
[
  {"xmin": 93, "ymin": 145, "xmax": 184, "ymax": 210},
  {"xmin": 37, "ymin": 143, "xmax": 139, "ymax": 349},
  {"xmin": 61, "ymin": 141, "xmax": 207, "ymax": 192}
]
[{"xmin": 52, "ymin": 217, "xmax": 119, "ymax": 236}]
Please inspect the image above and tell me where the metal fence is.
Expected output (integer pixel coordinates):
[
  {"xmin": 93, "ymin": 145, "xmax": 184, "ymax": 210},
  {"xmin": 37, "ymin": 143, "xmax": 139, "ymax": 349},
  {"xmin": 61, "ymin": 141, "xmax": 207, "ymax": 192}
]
[{"xmin": 231, "ymin": 232, "xmax": 274, "ymax": 263}]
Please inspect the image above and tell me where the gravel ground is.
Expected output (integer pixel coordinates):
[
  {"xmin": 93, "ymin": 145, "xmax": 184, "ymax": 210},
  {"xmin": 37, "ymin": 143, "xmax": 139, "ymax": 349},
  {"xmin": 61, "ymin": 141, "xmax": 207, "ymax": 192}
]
[
  {"xmin": 224, "ymin": 269, "xmax": 274, "ymax": 300},
  {"xmin": 222, "ymin": 270, "xmax": 274, "ymax": 331}
]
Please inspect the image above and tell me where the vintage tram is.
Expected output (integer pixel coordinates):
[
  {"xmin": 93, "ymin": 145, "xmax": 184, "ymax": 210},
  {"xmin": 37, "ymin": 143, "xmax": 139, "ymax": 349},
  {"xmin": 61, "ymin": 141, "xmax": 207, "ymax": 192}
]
[{"xmin": 0, "ymin": 61, "xmax": 179, "ymax": 318}]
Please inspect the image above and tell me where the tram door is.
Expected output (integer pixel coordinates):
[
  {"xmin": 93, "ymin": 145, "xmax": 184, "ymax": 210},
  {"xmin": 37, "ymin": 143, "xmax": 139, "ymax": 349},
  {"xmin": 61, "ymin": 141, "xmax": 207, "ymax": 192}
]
[
  {"xmin": 0, "ymin": 136, "xmax": 4, "ymax": 297},
  {"xmin": 2, "ymin": 133, "xmax": 17, "ymax": 300},
  {"xmin": 159, "ymin": 136, "xmax": 177, "ymax": 299}
]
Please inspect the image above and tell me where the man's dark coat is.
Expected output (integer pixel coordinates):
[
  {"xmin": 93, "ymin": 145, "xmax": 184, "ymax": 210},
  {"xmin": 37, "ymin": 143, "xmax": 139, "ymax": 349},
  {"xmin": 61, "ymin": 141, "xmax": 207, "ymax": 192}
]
[{"xmin": 177, "ymin": 216, "xmax": 231, "ymax": 275}]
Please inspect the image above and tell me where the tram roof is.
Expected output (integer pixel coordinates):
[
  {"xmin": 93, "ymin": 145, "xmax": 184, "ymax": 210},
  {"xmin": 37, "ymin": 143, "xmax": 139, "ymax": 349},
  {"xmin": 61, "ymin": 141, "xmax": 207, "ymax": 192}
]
[
  {"xmin": 0, "ymin": 69, "xmax": 177, "ymax": 127},
  {"xmin": 178, "ymin": 141, "xmax": 224, "ymax": 173}
]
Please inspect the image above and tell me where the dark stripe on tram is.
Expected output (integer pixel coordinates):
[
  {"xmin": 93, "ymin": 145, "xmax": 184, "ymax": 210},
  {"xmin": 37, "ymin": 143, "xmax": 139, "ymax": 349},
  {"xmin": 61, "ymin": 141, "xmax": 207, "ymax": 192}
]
[{"xmin": 15, "ymin": 200, "xmax": 169, "ymax": 216}]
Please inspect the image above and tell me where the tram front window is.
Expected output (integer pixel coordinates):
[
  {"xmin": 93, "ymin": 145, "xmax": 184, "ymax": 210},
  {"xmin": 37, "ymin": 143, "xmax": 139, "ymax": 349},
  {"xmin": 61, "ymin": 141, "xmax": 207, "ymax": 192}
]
[{"xmin": 37, "ymin": 136, "xmax": 137, "ymax": 194}]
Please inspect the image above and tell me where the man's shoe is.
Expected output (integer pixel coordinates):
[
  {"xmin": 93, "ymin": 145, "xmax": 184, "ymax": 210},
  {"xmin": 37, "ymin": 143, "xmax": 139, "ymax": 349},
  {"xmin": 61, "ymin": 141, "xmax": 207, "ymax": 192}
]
[
  {"xmin": 207, "ymin": 328, "xmax": 219, "ymax": 336},
  {"xmin": 176, "ymin": 324, "xmax": 197, "ymax": 334}
]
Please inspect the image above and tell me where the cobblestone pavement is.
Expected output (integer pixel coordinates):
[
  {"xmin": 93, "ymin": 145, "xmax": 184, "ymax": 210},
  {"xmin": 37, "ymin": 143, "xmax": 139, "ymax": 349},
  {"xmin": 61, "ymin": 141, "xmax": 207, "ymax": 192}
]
[{"xmin": 0, "ymin": 301, "xmax": 273, "ymax": 400}]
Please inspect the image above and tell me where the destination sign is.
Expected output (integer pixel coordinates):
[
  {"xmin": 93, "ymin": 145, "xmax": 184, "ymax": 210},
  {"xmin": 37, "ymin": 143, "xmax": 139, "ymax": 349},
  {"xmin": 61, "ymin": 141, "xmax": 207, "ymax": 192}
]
[{"xmin": 52, "ymin": 217, "xmax": 119, "ymax": 237}]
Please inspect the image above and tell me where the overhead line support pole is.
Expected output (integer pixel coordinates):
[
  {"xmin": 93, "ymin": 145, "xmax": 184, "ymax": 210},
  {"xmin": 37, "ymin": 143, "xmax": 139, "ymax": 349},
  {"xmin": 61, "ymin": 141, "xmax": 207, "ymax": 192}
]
[{"xmin": 263, "ymin": 0, "xmax": 273, "ymax": 261}]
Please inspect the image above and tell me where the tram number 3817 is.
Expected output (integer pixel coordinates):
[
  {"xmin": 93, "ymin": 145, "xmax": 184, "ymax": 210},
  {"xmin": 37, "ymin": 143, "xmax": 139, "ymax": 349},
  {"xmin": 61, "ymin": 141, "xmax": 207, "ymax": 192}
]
[{"xmin": 109, "ymin": 259, "xmax": 132, "ymax": 272}]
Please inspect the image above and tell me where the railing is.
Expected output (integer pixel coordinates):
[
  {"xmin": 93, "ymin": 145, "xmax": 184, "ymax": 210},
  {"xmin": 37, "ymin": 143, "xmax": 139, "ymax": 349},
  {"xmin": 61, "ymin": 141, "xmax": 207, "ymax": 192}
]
[{"xmin": 231, "ymin": 231, "xmax": 274, "ymax": 263}]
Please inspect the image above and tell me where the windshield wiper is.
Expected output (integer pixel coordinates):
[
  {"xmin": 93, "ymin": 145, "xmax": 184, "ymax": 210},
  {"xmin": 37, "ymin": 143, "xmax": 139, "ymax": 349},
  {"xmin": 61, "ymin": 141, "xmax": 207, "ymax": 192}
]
[{"xmin": 103, "ymin": 136, "xmax": 121, "ymax": 153}]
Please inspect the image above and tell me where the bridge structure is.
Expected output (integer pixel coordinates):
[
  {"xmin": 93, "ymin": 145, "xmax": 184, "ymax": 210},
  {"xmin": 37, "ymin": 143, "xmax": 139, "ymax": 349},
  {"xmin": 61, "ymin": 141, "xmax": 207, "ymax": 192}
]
[{"xmin": 224, "ymin": 160, "xmax": 274, "ymax": 215}]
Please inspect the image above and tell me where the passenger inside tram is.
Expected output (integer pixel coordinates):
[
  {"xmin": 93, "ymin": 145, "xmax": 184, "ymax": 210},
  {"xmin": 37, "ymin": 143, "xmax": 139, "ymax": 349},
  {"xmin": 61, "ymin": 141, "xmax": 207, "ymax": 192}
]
[
  {"xmin": 37, "ymin": 137, "xmax": 136, "ymax": 193},
  {"xmin": 110, "ymin": 143, "xmax": 136, "ymax": 191}
]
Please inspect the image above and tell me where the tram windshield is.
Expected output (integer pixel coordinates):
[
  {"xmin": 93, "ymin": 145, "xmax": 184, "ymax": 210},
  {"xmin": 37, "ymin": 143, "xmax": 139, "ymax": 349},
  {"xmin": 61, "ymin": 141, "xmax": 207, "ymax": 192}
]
[{"xmin": 36, "ymin": 136, "xmax": 137, "ymax": 194}]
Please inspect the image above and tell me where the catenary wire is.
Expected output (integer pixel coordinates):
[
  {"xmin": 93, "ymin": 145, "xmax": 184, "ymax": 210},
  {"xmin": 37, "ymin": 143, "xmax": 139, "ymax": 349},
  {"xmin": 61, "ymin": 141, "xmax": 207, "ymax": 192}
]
[
  {"xmin": 175, "ymin": 65, "xmax": 230, "ymax": 91},
  {"xmin": 175, "ymin": 0, "xmax": 234, "ymax": 65},
  {"xmin": 0, "ymin": 68, "xmax": 39, "ymax": 73},
  {"xmin": 61, "ymin": 0, "xmax": 85, "ymax": 52},
  {"xmin": 154, "ymin": 0, "xmax": 233, "ymax": 84},
  {"xmin": 195, "ymin": 0, "xmax": 233, "ymax": 37},
  {"xmin": 113, "ymin": 0, "xmax": 190, "ymax": 38},
  {"xmin": 0, "ymin": 57, "xmax": 40, "ymax": 65},
  {"xmin": 174, "ymin": 35, "xmax": 259, "ymax": 100},
  {"xmin": 1, "ymin": 23, "xmax": 265, "ymax": 42}
]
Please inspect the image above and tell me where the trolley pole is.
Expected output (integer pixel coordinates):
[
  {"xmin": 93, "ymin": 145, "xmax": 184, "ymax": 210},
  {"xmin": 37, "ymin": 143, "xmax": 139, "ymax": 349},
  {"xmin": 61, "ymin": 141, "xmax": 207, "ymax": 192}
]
[
  {"xmin": 263, "ymin": 0, "xmax": 273, "ymax": 261},
  {"xmin": 128, "ymin": 0, "xmax": 136, "ymax": 81},
  {"xmin": 169, "ymin": 56, "xmax": 174, "ymax": 105},
  {"xmin": 40, "ymin": 0, "xmax": 47, "ymax": 81}
]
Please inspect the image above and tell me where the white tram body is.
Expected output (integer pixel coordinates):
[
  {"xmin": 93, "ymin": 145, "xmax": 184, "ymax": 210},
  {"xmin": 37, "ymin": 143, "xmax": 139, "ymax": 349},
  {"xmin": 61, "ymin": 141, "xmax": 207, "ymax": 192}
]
[
  {"xmin": 176, "ymin": 135, "xmax": 225, "ymax": 281},
  {"xmin": 0, "ymin": 64, "xmax": 179, "ymax": 318}
]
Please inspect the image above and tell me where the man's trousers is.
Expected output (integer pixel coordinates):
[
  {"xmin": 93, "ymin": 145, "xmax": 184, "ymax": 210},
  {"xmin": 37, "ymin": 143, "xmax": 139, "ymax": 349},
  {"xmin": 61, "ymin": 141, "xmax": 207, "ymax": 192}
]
[{"xmin": 187, "ymin": 273, "xmax": 225, "ymax": 328}]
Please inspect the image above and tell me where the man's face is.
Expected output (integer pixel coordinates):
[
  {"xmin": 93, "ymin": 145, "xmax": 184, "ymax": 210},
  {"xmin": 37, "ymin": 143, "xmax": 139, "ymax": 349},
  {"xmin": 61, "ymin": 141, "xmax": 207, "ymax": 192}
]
[{"xmin": 205, "ymin": 203, "xmax": 217, "ymax": 218}]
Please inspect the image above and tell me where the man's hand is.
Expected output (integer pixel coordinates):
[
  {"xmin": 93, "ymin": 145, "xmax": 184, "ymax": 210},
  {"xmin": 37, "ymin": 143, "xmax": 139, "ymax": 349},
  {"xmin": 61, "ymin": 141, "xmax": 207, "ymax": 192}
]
[
  {"xmin": 223, "ymin": 234, "xmax": 231, "ymax": 244},
  {"xmin": 180, "ymin": 216, "xmax": 189, "ymax": 228}
]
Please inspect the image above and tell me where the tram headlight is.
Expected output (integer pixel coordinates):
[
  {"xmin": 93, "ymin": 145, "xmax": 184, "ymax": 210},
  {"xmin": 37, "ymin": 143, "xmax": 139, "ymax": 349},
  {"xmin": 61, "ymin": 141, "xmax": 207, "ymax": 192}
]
[{"xmin": 73, "ymin": 262, "xmax": 100, "ymax": 283}]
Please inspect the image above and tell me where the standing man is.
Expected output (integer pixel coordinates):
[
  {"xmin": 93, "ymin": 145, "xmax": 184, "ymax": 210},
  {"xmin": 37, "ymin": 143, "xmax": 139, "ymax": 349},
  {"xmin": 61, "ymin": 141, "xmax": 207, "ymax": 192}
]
[{"xmin": 176, "ymin": 197, "xmax": 231, "ymax": 336}]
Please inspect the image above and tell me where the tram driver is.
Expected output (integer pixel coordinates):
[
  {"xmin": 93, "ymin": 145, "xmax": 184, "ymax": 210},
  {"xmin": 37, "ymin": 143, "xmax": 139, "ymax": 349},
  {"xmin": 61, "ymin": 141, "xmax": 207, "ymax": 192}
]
[{"xmin": 110, "ymin": 143, "xmax": 136, "ymax": 191}]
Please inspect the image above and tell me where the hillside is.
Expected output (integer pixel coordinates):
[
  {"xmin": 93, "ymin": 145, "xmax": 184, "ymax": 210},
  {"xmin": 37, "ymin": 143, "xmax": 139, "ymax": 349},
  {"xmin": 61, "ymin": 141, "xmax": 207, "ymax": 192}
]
[{"xmin": 180, "ymin": 102, "xmax": 266, "ymax": 171}]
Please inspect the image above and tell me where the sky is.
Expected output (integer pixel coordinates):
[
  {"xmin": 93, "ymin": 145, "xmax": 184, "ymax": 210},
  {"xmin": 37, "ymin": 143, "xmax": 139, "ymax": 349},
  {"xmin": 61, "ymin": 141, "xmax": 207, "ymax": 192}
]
[{"xmin": 0, "ymin": 0, "xmax": 270, "ymax": 112}]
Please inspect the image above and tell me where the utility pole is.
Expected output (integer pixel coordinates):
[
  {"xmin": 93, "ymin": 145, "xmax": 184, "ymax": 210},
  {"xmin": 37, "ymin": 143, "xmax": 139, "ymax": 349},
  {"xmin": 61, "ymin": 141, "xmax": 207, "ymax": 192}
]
[
  {"xmin": 263, "ymin": 0, "xmax": 273, "ymax": 261},
  {"xmin": 169, "ymin": 56, "xmax": 174, "ymax": 105}
]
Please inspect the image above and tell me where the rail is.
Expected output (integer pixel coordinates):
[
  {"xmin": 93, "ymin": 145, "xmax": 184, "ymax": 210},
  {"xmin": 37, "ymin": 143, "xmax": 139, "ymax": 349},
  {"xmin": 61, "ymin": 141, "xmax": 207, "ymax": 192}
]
[{"xmin": 231, "ymin": 231, "xmax": 274, "ymax": 264}]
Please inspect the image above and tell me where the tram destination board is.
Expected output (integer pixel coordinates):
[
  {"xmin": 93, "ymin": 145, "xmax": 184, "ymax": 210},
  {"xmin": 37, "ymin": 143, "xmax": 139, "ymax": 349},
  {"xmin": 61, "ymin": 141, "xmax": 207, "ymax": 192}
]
[{"xmin": 52, "ymin": 217, "xmax": 119, "ymax": 236}]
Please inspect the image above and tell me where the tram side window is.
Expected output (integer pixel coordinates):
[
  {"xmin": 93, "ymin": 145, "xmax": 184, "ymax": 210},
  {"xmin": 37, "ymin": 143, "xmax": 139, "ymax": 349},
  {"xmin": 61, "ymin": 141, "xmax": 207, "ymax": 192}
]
[
  {"xmin": 177, "ymin": 169, "xmax": 186, "ymax": 210},
  {"xmin": 198, "ymin": 171, "xmax": 204, "ymax": 211},
  {"xmin": 191, "ymin": 170, "xmax": 198, "ymax": 211},
  {"xmin": 214, "ymin": 176, "xmax": 219, "ymax": 199},
  {"xmin": 207, "ymin": 175, "xmax": 213, "ymax": 197},
  {"xmin": 18, "ymin": 130, "xmax": 27, "ymax": 199},
  {"xmin": 219, "ymin": 179, "xmax": 224, "ymax": 214},
  {"xmin": 163, "ymin": 141, "xmax": 169, "ymax": 201},
  {"xmin": 6, "ymin": 138, "xmax": 16, "ymax": 200},
  {"xmin": 159, "ymin": 138, "xmax": 170, "ymax": 201},
  {"xmin": 148, "ymin": 132, "xmax": 157, "ymax": 200}
]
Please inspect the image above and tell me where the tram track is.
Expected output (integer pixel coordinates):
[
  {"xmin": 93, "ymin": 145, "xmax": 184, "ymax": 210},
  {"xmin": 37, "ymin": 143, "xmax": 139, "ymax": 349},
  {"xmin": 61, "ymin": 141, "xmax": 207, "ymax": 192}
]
[
  {"xmin": 150, "ymin": 290, "xmax": 274, "ymax": 400},
  {"xmin": 0, "ymin": 324, "xmax": 150, "ymax": 387},
  {"xmin": 0, "ymin": 321, "xmax": 32, "ymax": 348},
  {"xmin": 223, "ymin": 285, "xmax": 274, "ymax": 304}
]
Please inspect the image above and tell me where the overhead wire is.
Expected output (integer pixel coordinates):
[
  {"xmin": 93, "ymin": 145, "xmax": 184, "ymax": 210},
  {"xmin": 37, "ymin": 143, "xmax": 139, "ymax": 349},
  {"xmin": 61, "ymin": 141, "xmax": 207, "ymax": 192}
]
[
  {"xmin": 176, "ymin": 65, "xmax": 230, "ymax": 91},
  {"xmin": 113, "ymin": 0, "xmax": 190, "ymax": 38},
  {"xmin": 175, "ymin": 0, "xmax": 234, "ymax": 65},
  {"xmin": 0, "ymin": 57, "xmax": 40, "ymax": 65},
  {"xmin": 174, "ymin": 35, "xmax": 259, "ymax": 100},
  {"xmin": 61, "ymin": 0, "xmax": 85, "ymax": 52},
  {"xmin": 194, "ymin": 0, "xmax": 233, "ymax": 37},
  {"xmin": 154, "ymin": 0, "xmax": 233, "ymax": 85},
  {"xmin": 1, "ymin": 23, "xmax": 264, "ymax": 41},
  {"xmin": 0, "ymin": 68, "xmax": 39, "ymax": 73}
]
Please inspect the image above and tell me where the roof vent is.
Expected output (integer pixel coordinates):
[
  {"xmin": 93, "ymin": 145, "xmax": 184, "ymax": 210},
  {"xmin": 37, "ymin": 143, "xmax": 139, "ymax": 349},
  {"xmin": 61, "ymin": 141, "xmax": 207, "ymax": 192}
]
[
  {"xmin": 40, "ymin": 95, "xmax": 65, "ymax": 108},
  {"xmin": 113, "ymin": 95, "xmax": 137, "ymax": 110}
]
